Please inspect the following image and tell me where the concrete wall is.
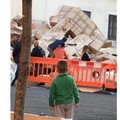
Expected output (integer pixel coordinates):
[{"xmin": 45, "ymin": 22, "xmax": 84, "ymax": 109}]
[{"xmin": 11, "ymin": 0, "xmax": 117, "ymax": 39}]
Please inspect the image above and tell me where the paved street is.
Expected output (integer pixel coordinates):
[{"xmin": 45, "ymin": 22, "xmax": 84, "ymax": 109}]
[{"xmin": 11, "ymin": 86, "xmax": 117, "ymax": 120}]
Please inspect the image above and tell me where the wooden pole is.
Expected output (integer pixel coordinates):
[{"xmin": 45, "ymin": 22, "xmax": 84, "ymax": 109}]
[{"xmin": 13, "ymin": 0, "xmax": 32, "ymax": 120}]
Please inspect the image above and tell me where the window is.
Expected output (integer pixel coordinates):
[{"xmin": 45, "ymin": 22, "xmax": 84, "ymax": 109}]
[
  {"xmin": 83, "ymin": 11, "xmax": 91, "ymax": 18},
  {"xmin": 108, "ymin": 15, "xmax": 117, "ymax": 41}
]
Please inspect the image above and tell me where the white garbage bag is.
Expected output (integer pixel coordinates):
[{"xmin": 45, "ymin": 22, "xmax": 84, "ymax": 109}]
[{"xmin": 10, "ymin": 61, "xmax": 17, "ymax": 83}]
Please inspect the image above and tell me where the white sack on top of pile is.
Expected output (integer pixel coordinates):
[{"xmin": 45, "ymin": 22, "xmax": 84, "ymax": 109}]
[
  {"xmin": 99, "ymin": 47, "xmax": 117, "ymax": 55},
  {"xmin": 11, "ymin": 15, "xmax": 23, "ymax": 35},
  {"xmin": 65, "ymin": 46, "xmax": 77, "ymax": 57},
  {"xmin": 89, "ymin": 30, "xmax": 106, "ymax": 53},
  {"xmin": 96, "ymin": 53, "xmax": 117, "ymax": 63},
  {"xmin": 11, "ymin": 21, "xmax": 22, "ymax": 35},
  {"xmin": 41, "ymin": 18, "xmax": 72, "ymax": 41},
  {"xmin": 67, "ymin": 34, "xmax": 93, "ymax": 52},
  {"xmin": 96, "ymin": 47, "xmax": 117, "ymax": 63}
]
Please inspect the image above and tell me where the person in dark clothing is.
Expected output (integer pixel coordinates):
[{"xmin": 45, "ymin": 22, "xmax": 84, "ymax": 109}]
[
  {"xmin": 47, "ymin": 36, "xmax": 67, "ymax": 57},
  {"xmin": 11, "ymin": 37, "xmax": 22, "ymax": 86},
  {"xmin": 31, "ymin": 40, "xmax": 46, "ymax": 77},
  {"xmin": 81, "ymin": 45, "xmax": 91, "ymax": 61},
  {"xmin": 31, "ymin": 40, "xmax": 45, "ymax": 57}
]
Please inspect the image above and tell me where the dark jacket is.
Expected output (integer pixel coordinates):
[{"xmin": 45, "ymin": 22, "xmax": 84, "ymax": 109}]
[
  {"xmin": 13, "ymin": 40, "xmax": 22, "ymax": 64},
  {"xmin": 31, "ymin": 46, "xmax": 45, "ymax": 57},
  {"xmin": 81, "ymin": 52, "xmax": 91, "ymax": 61},
  {"xmin": 48, "ymin": 40, "xmax": 64, "ymax": 51}
]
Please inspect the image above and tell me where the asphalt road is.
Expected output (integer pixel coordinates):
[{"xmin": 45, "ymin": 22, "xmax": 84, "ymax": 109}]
[{"xmin": 11, "ymin": 86, "xmax": 117, "ymax": 120}]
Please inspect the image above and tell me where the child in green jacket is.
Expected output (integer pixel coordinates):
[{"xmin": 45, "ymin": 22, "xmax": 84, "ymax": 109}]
[{"xmin": 49, "ymin": 60, "xmax": 80, "ymax": 119}]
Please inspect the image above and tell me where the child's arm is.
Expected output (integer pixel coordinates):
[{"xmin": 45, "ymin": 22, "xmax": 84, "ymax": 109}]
[
  {"xmin": 73, "ymin": 80, "xmax": 80, "ymax": 106},
  {"xmin": 49, "ymin": 81, "xmax": 56, "ymax": 109}
]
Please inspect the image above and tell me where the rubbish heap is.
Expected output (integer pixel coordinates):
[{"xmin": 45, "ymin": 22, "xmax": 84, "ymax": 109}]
[{"xmin": 11, "ymin": 5, "xmax": 117, "ymax": 64}]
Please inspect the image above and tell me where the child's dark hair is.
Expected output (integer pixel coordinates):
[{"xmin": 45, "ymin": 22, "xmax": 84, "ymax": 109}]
[
  {"xmin": 82, "ymin": 45, "xmax": 89, "ymax": 51},
  {"xmin": 57, "ymin": 60, "xmax": 68, "ymax": 73}
]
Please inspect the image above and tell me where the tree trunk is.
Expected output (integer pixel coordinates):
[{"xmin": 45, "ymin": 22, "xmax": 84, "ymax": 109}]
[{"xmin": 13, "ymin": 0, "xmax": 32, "ymax": 120}]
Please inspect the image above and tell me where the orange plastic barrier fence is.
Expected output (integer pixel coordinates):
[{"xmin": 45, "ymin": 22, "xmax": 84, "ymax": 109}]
[
  {"xmin": 29, "ymin": 57, "xmax": 60, "ymax": 83},
  {"xmin": 69, "ymin": 61, "xmax": 117, "ymax": 89},
  {"xmin": 28, "ymin": 57, "xmax": 117, "ymax": 89}
]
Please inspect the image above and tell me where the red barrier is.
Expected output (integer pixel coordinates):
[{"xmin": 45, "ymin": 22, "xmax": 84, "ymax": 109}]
[
  {"xmin": 69, "ymin": 61, "xmax": 117, "ymax": 89},
  {"xmin": 70, "ymin": 61, "xmax": 103, "ymax": 88},
  {"xmin": 102, "ymin": 63, "xmax": 117, "ymax": 89},
  {"xmin": 28, "ymin": 57, "xmax": 117, "ymax": 89},
  {"xmin": 29, "ymin": 57, "xmax": 59, "ymax": 83}
]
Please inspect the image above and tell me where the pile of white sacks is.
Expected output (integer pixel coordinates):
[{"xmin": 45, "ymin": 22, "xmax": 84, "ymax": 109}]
[{"xmin": 11, "ymin": 5, "xmax": 117, "ymax": 64}]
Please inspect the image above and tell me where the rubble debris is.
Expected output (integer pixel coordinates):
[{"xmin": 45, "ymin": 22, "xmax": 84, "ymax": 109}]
[
  {"xmin": 10, "ymin": 5, "xmax": 117, "ymax": 64},
  {"xmin": 49, "ymin": 5, "xmax": 97, "ymax": 37},
  {"xmin": 49, "ymin": 5, "xmax": 106, "ymax": 54},
  {"xmin": 47, "ymin": 5, "xmax": 116, "ymax": 63}
]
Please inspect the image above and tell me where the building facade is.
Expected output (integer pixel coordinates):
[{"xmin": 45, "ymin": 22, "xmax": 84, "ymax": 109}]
[{"xmin": 11, "ymin": 0, "xmax": 117, "ymax": 40}]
